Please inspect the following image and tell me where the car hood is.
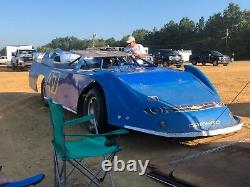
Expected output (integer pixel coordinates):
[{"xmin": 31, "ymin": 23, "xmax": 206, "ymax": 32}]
[{"xmin": 117, "ymin": 68, "xmax": 220, "ymax": 106}]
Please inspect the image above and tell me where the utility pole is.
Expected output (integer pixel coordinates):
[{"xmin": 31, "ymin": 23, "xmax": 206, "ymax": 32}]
[
  {"xmin": 225, "ymin": 28, "xmax": 229, "ymax": 49},
  {"xmin": 92, "ymin": 33, "xmax": 97, "ymax": 48},
  {"xmin": 221, "ymin": 28, "xmax": 230, "ymax": 53}
]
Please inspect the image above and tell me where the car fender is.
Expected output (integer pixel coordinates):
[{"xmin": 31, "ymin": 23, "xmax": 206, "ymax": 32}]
[
  {"xmin": 89, "ymin": 71, "xmax": 145, "ymax": 127},
  {"xmin": 29, "ymin": 62, "xmax": 51, "ymax": 92},
  {"xmin": 184, "ymin": 65, "xmax": 220, "ymax": 99}
]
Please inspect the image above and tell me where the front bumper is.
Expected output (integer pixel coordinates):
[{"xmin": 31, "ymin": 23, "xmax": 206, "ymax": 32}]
[
  {"xmin": 125, "ymin": 116, "xmax": 243, "ymax": 137},
  {"xmin": 218, "ymin": 59, "xmax": 230, "ymax": 64},
  {"xmin": 18, "ymin": 61, "xmax": 32, "ymax": 67}
]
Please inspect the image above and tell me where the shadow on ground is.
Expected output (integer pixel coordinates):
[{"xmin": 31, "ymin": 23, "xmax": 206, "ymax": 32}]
[
  {"xmin": 228, "ymin": 103, "xmax": 250, "ymax": 118},
  {"xmin": 1, "ymin": 92, "xmax": 249, "ymax": 187},
  {"xmin": 0, "ymin": 65, "xmax": 29, "ymax": 72}
]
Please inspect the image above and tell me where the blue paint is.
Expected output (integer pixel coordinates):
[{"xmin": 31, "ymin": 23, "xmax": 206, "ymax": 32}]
[{"xmin": 29, "ymin": 50, "xmax": 242, "ymax": 137}]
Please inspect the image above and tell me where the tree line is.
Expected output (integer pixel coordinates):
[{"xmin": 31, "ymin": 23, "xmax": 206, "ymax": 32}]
[{"xmin": 1, "ymin": 3, "xmax": 249, "ymax": 59}]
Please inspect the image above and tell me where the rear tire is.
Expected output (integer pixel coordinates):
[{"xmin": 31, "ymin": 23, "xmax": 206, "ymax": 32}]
[
  {"xmin": 83, "ymin": 87, "xmax": 108, "ymax": 133},
  {"xmin": 41, "ymin": 78, "xmax": 48, "ymax": 106}
]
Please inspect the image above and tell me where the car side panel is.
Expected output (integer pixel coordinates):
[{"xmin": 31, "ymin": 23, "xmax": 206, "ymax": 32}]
[{"xmin": 55, "ymin": 70, "xmax": 93, "ymax": 112}]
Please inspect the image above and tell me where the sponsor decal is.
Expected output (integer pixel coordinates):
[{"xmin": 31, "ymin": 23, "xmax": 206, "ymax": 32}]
[{"xmin": 189, "ymin": 120, "xmax": 221, "ymax": 128}]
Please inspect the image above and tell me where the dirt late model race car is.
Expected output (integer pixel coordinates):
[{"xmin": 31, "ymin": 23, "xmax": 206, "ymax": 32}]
[{"xmin": 29, "ymin": 49, "xmax": 243, "ymax": 137}]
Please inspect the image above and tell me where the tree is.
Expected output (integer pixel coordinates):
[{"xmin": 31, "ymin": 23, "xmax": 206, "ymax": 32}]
[
  {"xmin": 196, "ymin": 16, "xmax": 205, "ymax": 32},
  {"xmin": 0, "ymin": 47, "xmax": 6, "ymax": 56},
  {"xmin": 36, "ymin": 3, "xmax": 250, "ymax": 59},
  {"xmin": 117, "ymin": 35, "xmax": 130, "ymax": 47},
  {"xmin": 105, "ymin": 37, "xmax": 117, "ymax": 47},
  {"xmin": 132, "ymin": 29, "xmax": 150, "ymax": 44}
]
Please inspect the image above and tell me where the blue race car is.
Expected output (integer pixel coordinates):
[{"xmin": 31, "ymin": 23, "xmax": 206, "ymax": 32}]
[{"xmin": 29, "ymin": 49, "xmax": 243, "ymax": 137}]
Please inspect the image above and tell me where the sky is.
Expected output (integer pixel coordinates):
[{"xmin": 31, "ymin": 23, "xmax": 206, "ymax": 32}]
[{"xmin": 0, "ymin": 0, "xmax": 249, "ymax": 48}]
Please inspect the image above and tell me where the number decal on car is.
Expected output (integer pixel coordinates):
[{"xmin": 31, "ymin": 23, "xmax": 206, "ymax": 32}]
[{"xmin": 47, "ymin": 71, "xmax": 60, "ymax": 94}]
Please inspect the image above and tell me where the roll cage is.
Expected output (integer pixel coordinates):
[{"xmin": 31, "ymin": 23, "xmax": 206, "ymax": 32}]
[{"xmin": 41, "ymin": 49, "xmax": 156, "ymax": 70}]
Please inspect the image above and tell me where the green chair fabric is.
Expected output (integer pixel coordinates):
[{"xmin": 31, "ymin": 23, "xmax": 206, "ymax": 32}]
[{"xmin": 47, "ymin": 98, "xmax": 129, "ymax": 186}]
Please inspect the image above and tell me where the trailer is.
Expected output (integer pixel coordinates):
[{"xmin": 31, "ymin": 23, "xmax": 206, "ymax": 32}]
[{"xmin": 6, "ymin": 45, "xmax": 33, "ymax": 67}]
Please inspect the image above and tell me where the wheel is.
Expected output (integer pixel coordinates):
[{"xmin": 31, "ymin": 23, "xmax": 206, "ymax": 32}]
[
  {"xmin": 223, "ymin": 63, "xmax": 228, "ymax": 66},
  {"xmin": 191, "ymin": 60, "xmax": 197, "ymax": 65},
  {"xmin": 202, "ymin": 62, "xmax": 206, "ymax": 66},
  {"xmin": 41, "ymin": 78, "xmax": 48, "ymax": 106},
  {"xmin": 83, "ymin": 87, "xmax": 107, "ymax": 133},
  {"xmin": 213, "ymin": 60, "xmax": 218, "ymax": 66}
]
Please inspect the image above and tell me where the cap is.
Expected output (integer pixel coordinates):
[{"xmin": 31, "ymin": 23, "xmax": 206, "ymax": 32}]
[{"xmin": 126, "ymin": 36, "xmax": 135, "ymax": 43}]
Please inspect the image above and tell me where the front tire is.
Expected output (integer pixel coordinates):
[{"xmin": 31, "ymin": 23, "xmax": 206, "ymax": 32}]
[
  {"xmin": 213, "ymin": 60, "xmax": 219, "ymax": 66},
  {"xmin": 191, "ymin": 60, "xmax": 197, "ymax": 65},
  {"xmin": 83, "ymin": 87, "xmax": 108, "ymax": 133}
]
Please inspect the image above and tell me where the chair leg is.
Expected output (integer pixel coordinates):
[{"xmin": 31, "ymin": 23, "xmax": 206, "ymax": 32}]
[
  {"xmin": 54, "ymin": 151, "xmax": 68, "ymax": 187},
  {"xmin": 62, "ymin": 160, "xmax": 66, "ymax": 187},
  {"xmin": 108, "ymin": 171, "xmax": 115, "ymax": 187},
  {"xmin": 68, "ymin": 160, "xmax": 102, "ymax": 187},
  {"xmin": 54, "ymin": 151, "xmax": 61, "ymax": 187},
  {"xmin": 86, "ymin": 153, "xmax": 116, "ymax": 187}
]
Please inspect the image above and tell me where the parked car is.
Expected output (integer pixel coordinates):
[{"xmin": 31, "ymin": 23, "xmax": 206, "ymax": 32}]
[
  {"xmin": 11, "ymin": 49, "xmax": 36, "ymax": 70},
  {"xmin": 0, "ymin": 56, "xmax": 8, "ymax": 64},
  {"xmin": 189, "ymin": 50, "xmax": 231, "ymax": 66},
  {"xmin": 29, "ymin": 49, "xmax": 243, "ymax": 137},
  {"xmin": 153, "ymin": 49, "xmax": 183, "ymax": 68}
]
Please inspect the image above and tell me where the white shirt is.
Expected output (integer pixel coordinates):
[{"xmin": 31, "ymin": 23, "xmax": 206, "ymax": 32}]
[{"xmin": 124, "ymin": 44, "xmax": 146, "ymax": 56}]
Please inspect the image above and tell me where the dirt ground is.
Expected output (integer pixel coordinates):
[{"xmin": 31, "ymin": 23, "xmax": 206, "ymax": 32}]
[{"xmin": 0, "ymin": 61, "xmax": 249, "ymax": 187}]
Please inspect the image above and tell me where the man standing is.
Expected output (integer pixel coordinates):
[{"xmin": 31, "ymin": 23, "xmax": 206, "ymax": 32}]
[{"xmin": 124, "ymin": 36, "xmax": 146, "ymax": 59}]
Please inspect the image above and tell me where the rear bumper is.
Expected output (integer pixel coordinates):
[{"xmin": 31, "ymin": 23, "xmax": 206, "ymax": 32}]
[{"xmin": 124, "ymin": 116, "xmax": 243, "ymax": 137}]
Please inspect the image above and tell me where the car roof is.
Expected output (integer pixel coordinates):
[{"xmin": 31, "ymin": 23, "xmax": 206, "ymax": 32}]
[{"xmin": 72, "ymin": 49, "xmax": 131, "ymax": 58}]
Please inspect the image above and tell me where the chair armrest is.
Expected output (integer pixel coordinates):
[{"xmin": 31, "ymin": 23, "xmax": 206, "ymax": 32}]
[
  {"xmin": 64, "ymin": 114, "xmax": 94, "ymax": 127},
  {"xmin": 65, "ymin": 133, "xmax": 96, "ymax": 137},
  {"xmin": 64, "ymin": 129, "xmax": 129, "ymax": 137},
  {"xmin": 102, "ymin": 129, "xmax": 129, "ymax": 136}
]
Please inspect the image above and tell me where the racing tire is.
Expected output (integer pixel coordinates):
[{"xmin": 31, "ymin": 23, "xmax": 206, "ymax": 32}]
[
  {"xmin": 213, "ymin": 60, "xmax": 219, "ymax": 66},
  {"xmin": 191, "ymin": 60, "xmax": 197, "ymax": 65},
  {"xmin": 41, "ymin": 78, "xmax": 48, "ymax": 106},
  {"xmin": 83, "ymin": 87, "xmax": 108, "ymax": 133}
]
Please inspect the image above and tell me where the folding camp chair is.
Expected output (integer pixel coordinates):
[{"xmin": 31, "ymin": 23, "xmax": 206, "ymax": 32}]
[
  {"xmin": 47, "ymin": 98, "xmax": 128, "ymax": 187},
  {"xmin": 0, "ymin": 173, "xmax": 45, "ymax": 187}
]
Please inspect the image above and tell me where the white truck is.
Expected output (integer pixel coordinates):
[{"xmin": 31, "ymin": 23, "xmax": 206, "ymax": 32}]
[
  {"xmin": 0, "ymin": 56, "xmax": 8, "ymax": 64},
  {"xmin": 6, "ymin": 45, "xmax": 35, "ymax": 70},
  {"xmin": 6, "ymin": 45, "xmax": 33, "ymax": 67},
  {"xmin": 11, "ymin": 49, "xmax": 36, "ymax": 70}
]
